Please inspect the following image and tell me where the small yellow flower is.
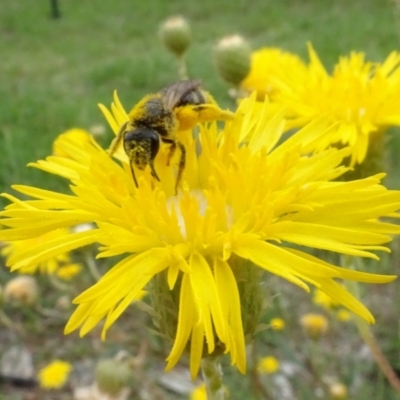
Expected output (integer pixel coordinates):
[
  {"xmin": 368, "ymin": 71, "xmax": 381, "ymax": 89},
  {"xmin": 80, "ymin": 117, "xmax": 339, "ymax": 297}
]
[
  {"xmin": 38, "ymin": 360, "xmax": 72, "ymax": 390},
  {"xmin": 270, "ymin": 317, "xmax": 285, "ymax": 330},
  {"xmin": 336, "ymin": 309, "xmax": 352, "ymax": 322},
  {"xmin": 190, "ymin": 383, "xmax": 208, "ymax": 400},
  {"xmin": 56, "ymin": 263, "xmax": 82, "ymax": 280},
  {"xmin": 300, "ymin": 313, "xmax": 329, "ymax": 340},
  {"xmin": 257, "ymin": 356, "xmax": 280, "ymax": 374}
]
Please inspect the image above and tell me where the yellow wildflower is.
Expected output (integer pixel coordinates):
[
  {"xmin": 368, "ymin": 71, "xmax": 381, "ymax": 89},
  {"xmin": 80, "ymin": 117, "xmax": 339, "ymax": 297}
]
[
  {"xmin": 191, "ymin": 383, "xmax": 208, "ymax": 400},
  {"xmin": 241, "ymin": 47, "xmax": 307, "ymax": 100},
  {"xmin": 336, "ymin": 309, "xmax": 352, "ymax": 322},
  {"xmin": 274, "ymin": 44, "xmax": 400, "ymax": 166},
  {"xmin": 0, "ymin": 93, "xmax": 399, "ymax": 379},
  {"xmin": 270, "ymin": 317, "xmax": 285, "ymax": 331},
  {"xmin": 38, "ymin": 360, "xmax": 72, "ymax": 389},
  {"xmin": 300, "ymin": 313, "xmax": 329, "ymax": 340},
  {"xmin": 257, "ymin": 356, "xmax": 280, "ymax": 374}
]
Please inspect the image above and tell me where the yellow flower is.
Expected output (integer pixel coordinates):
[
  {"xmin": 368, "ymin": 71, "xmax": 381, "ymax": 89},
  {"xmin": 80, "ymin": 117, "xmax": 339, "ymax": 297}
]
[
  {"xmin": 257, "ymin": 356, "xmax": 279, "ymax": 374},
  {"xmin": 56, "ymin": 263, "xmax": 82, "ymax": 280},
  {"xmin": 1, "ymin": 229, "xmax": 81, "ymax": 279},
  {"xmin": 336, "ymin": 309, "xmax": 352, "ymax": 322},
  {"xmin": 0, "ymin": 93, "xmax": 399, "ymax": 379},
  {"xmin": 300, "ymin": 313, "xmax": 329, "ymax": 340},
  {"xmin": 270, "ymin": 317, "xmax": 285, "ymax": 331},
  {"xmin": 190, "ymin": 383, "xmax": 208, "ymax": 400},
  {"xmin": 274, "ymin": 43, "xmax": 400, "ymax": 166},
  {"xmin": 241, "ymin": 47, "xmax": 307, "ymax": 100},
  {"xmin": 38, "ymin": 360, "xmax": 72, "ymax": 389}
]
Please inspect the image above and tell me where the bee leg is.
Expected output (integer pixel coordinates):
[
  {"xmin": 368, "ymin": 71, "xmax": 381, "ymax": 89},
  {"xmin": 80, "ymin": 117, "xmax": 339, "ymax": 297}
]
[
  {"xmin": 175, "ymin": 142, "xmax": 186, "ymax": 194},
  {"xmin": 129, "ymin": 161, "xmax": 139, "ymax": 188},
  {"xmin": 108, "ymin": 121, "xmax": 128, "ymax": 156},
  {"xmin": 149, "ymin": 161, "xmax": 161, "ymax": 182},
  {"xmin": 161, "ymin": 138, "xmax": 176, "ymax": 166}
]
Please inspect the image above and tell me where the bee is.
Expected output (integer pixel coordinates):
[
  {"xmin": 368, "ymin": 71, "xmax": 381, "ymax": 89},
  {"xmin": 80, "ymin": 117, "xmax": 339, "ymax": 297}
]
[{"xmin": 108, "ymin": 80, "xmax": 233, "ymax": 193}]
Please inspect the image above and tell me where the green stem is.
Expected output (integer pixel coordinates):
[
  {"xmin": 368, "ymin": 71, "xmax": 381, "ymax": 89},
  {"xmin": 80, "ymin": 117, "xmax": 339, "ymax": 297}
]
[
  {"xmin": 0, "ymin": 309, "xmax": 24, "ymax": 334},
  {"xmin": 342, "ymin": 255, "xmax": 400, "ymax": 395},
  {"xmin": 48, "ymin": 273, "xmax": 73, "ymax": 292},
  {"xmin": 354, "ymin": 315, "xmax": 400, "ymax": 394},
  {"xmin": 84, "ymin": 250, "xmax": 101, "ymax": 281},
  {"xmin": 250, "ymin": 341, "xmax": 276, "ymax": 400},
  {"xmin": 201, "ymin": 357, "xmax": 226, "ymax": 400},
  {"xmin": 177, "ymin": 55, "xmax": 188, "ymax": 80}
]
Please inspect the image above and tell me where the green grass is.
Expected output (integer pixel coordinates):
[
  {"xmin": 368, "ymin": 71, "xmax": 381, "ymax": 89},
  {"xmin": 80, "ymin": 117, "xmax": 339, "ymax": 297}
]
[{"xmin": 1, "ymin": 0, "xmax": 400, "ymax": 399}]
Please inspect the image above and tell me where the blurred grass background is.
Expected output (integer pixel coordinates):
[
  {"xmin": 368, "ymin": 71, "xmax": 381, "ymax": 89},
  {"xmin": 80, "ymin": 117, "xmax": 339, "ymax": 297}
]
[{"xmin": 1, "ymin": 0, "xmax": 400, "ymax": 399}]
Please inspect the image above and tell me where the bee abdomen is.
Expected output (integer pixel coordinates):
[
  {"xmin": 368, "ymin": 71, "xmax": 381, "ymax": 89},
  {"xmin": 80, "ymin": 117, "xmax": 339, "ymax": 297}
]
[{"xmin": 177, "ymin": 89, "xmax": 206, "ymax": 107}]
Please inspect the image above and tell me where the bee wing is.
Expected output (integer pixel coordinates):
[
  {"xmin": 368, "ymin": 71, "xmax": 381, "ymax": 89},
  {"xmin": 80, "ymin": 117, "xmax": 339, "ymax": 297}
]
[{"xmin": 161, "ymin": 80, "xmax": 202, "ymax": 111}]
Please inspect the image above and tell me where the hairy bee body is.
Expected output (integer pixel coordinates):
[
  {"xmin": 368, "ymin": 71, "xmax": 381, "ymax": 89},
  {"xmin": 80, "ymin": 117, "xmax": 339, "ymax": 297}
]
[
  {"xmin": 108, "ymin": 80, "xmax": 232, "ymax": 192},
  {"xmin": 131, "ymin": 96, "xmax": 175, "ymax": 138}
]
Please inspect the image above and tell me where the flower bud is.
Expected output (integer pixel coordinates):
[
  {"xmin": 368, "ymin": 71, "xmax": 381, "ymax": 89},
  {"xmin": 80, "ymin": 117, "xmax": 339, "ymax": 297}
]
[
  {"xmin": 4, "ymin": 276, "xmax": 38, "ymax": 306},
  {"xmin": 56, "ymin": 295, "xmax": 72, "ymax": 311},
  {"xmin": 159, "ymin": 16, "xmax": 191, "ymax": 57},
  {"xmin": 214, "ymin": 35, "xmax": 251, "ymax": 86},
  {"xmin": 95, "ymin": 358, "xmax": 132, "ymax": 396},
  {"xmin": 329, "ymin": 382, "xmax": 348, "ymax": 399},
  {"xmin": 300, "ymin": 313, "xmax": 329, "ymax": 340}
]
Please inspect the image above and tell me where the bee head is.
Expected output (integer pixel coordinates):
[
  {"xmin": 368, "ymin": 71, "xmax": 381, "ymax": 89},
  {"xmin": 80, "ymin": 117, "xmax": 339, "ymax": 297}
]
[{"xmin": 123, "ymin": 128, "xmax": 160, "ymax": 170}]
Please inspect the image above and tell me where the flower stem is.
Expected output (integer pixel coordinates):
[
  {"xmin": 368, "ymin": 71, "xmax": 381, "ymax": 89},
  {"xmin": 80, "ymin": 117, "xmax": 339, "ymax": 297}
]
[
  {"xmin": 354, "ymin": 315, "xmax": 400, "ymax": 394},
  {"xmin": 342, "ymin": 255, "xmax": 400, "ymax": 394},
  {"xmin": 201, "ymin": 357, "xmax": 226, "ymax": 400},
  {"xmin": 0, "ymin": 309, "xmax": 24, "ymax": 334},
  {"xmin": 84, "ymin": 249, "xmax": 101, "ymax": 281},
  {"xmin": 177, "ymin": 55, "xmax": 188, "ymax": 80}
]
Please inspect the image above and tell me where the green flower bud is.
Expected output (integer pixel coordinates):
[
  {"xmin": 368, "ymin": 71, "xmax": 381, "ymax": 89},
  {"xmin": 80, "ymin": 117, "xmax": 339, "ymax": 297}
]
[
  {"xmin": 214, "ymin": 35, "xmax": 251, "ymax": 86},
  {"xmin": 159, "ymin": 16, "xmax": 191, "ymax": 57},
  {"xmin": 95, "ymin": 358, "xmax": 132, "ymax": 396}
]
